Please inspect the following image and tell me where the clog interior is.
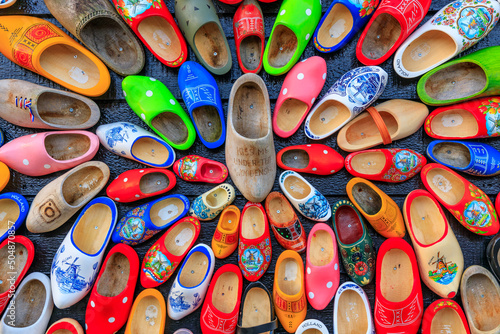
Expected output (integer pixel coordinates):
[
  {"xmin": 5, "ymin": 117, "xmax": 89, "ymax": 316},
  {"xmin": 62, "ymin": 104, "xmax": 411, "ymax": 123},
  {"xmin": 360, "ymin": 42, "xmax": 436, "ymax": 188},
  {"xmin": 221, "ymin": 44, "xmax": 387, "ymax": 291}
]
[
  {"xmin": 179, "ymin": 251, "xmax": 209, "ymax": 287},
  {"xmin": 309, "ymin": 229, "xmax": 334, "ymax": 267},
  {"xmin": 409, "ymin": 195, "xmax": 446, "ymax": 245},
  {"xmin": 44, "ymin": 133, "xmax": 91, "ymax": 161},
  {"xmin": 267, "ymin": 195, "xmax": 294, "ymax": 224},
  {"xmin": 361, "ymin": 14, "xmax": 401, "ymax": 60},
  {"xmin": 429, "ymin": 110, "xmax": 478, "ymax": 138},
  {"xmin": 74, "ymin": 203, "xmax": 113, "ymax": 255},
  {"xmin": 212, "ymin": 271, "xmax": 239, "ymax": 313},
  {"xmin": 131, "ymin": 137, "xmax": 171, "ymax": 165},
  {"xmin": 277, "ymin": 257, "xmax": 302, "ymax": 296},
  {"xmin": 51, "ymin": 327, "xmax": 78, "ymax": 334},
  {"xmin": 431, "ymin": 142, "xmax": 471, "ymax": 168},
  {"xmin": 240, "ymin": 35, "xmax": 262, "ymax": 71},
  {"xmin": 424, "ymin": 167, "xmax": 464, "ymax": 206},
  {"xmin": 276, "ymin": 99, "xmax": 308, "ymax": 133},
  {"xmin": 0, "ymin": 198, "xmax": 20, "ymax": 236},
  {"xmin": 344, "ymin": 112, "xmax": 398, "ymax": 147},
  {"xmin": 164, "ymin": 221, "xmax": 196, "ymax": 256},
  {"xmin": 241, "ymin": 206, "xmax": 265, "ymax": 239},
  {"xmin": 137, "ymin": 17, "xmax": 182, "ymax": 62},
  {"xmin": 200, "ymin": 162, "xmax": 224, "ymax": 180},
  {"xmin": 194, "ymin": 22, "xmax": 229, "ymax": 69},
  {"xmin": 38, "ymin": 92, "xmax": 92, "ymax": 126},
  {"xmin": 430, "ymin": 307, "xmax": 467, "ymax": 334},
  {"xmin": 206, "ymin": 187, "xmax": 229, "ymax": 208},
  {"xmin": 267, "ymin": 25, "xmax": 297, "ymax": 68},
  {"xmin": 281, "ymin": 149, "xmax": 309, "ymax": 169},
  {"xmin": 219, "ymin": 208, "xmax": 239, "ymax": 232},
  {"xmin": 96, "ymin": 252, "xmax": 130, "ymax": 297},
  {"xmin": 5, "ymin": 279, "xmax": 46, "ymax": 328},
  {"xmin": 302, "ymin": 329, "xmax": 322, "ymax": 334},
  {"xmin": 150, "ymin": 197, "xmax": 186, "ymax": 227},
  {"xmin": 464, "ymin": 273, "xmax": 500, "ymax": 331},
  {"xmin": 151, "ymin": 112, "xmax": 189, "ymax": 145},
  {"xmin": 130, "ymin": 295, "xmax": 162, "ymax": 333},
  {"xmin": 336, "ymin": 289, "xmax": 368, "ymax": 334},
  {"xmin": 308, "ymin": 100, "xmax": 350, "ymax": 136},
  {"xmin": 401, "ymin": 31, "xmax": 456, "ymax": 72},
  {"xmin": 139, "ymin": 172, "xmax": 170, "ymax": 194},
  {"xmin": 350, "ymin": 151, "xmax": 386, "ymax": 175},
  {"xmin": 192, "ymin": 105, "xmax": 223, "ymax": 143},
  {"xmin": 0, "ymin": 243, "xmax": 27, "ymax": 294},
  {"xmin": 351, "ymin": 182, "xmax": 382, "ymax": 215},
  {"xmin": 232, "ymin": 82, "xmax": 268, "ymax": 139},
  {"xmin": 284, "ymin": 175, "xmax": 311, "ymax": 200},
  {"xmin": 62, "ymin": 165, "xmax": 106, "ymax": 206},
  {"xmin": 241, "ymin": 287, "xmax": 271, "ymax": 333},
  {"xmin": 334, "ymin": 205, "xmax": 363, "ymax": 245},
  {"xmin": 316, "ymin": 4, "xmax": 353, "ymax": 48},
  {"xmin": 380, "ymin": 248, "xmax": 413, "ymax": 303}
]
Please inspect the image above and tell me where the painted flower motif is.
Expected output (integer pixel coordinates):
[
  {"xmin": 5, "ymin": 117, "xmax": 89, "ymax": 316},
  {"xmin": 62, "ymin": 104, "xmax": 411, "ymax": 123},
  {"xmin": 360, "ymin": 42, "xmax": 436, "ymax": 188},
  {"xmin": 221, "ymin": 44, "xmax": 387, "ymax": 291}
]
[
  {"xmin": 364, "ymin": 243, "xmax": 371, "ymax": 253},
  {"xmin": 351, "ymin": 246, "xmax": 360, "ymax": 253},
  {"xmin": 367, "ymin": 257, "xmax": 375, "ymax": 268},
  {"xmin": 445, "ymin": 6, "xmax": 456, "ymax": 14},
  {"xmin": 453, "ymin": 1, "xmax": 462, "ymax": 7},
  {"xmin": 444, "ymin": 19, "xmax": 455, "ymax": 25},
  {"xmin": 346, "ymin": 264, "xmax": 355, "ymax": 277},
  {"xmin": 351, "ymin": 252, "xmax": 362, "ymax": 263},
  {"xmin": 341, "ymin": 249, "xmax": 348, "ymax": 258},
  {"xmin": 434, "ymin": 16, "xmax": 443, "ymax": 24},
  {"xmin": 354, "ymin": 261, "xmax": 368, "ymax": 276}
]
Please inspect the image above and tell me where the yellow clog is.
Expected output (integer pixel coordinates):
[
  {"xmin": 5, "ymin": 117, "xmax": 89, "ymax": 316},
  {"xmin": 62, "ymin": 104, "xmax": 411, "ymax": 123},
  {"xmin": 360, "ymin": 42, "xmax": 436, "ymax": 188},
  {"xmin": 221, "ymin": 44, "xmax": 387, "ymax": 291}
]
[
  {"xmin": 211, "ymin": 205, "xmax": 240, "ymax": 259},
  {"xmin": 125, "ymin": 288, "xmax": 165, "ymax": 334},
  {"xmin": 0, "ymin": 162, "xmax": 9, "ymax": 192}
]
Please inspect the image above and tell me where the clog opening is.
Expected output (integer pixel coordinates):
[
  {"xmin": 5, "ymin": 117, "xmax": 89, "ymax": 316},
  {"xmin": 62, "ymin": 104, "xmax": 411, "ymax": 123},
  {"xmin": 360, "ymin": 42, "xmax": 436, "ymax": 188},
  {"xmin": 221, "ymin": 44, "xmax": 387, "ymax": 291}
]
[
  {"xmin": 241, "ymin": 287, "xmax": 271, "ymax": 329},
  {"xmin": 465, "ymin": 273, "xmax": 500, "ymax": 331},
  {"xmin": 194, "ymin": 22, "xmax": 229, "ymax": 69},
  {"xmin": 310, "ymin": 229, "xmax": 334, "ymax": 266},
  {"xmin": 40, "ymin": 44, "xmax": 100, "ymax": 89},
  {"xmin": 351, "ymin": 183, "xmax": 382, "ymax": 216},
  {"xmin": 345, "ymin": 112, "xmax": 398, "ymax": 147},
  {"xmin": 62, "ymin": 166, "xmax": 106, "ymax": 206},
  {"xmin": 267, "ymin": 25, "xmax": 298, "ymax": 68},
  {"xmin": 240, "ymin": 35, "xmax": 262, "ymax": 71},
  {"xmin": 137, "ymin": 17, "xmax": 182, "ymax": 62},
  {"xmin": 337, "ymin": 289, "xmax": 368, "ymax": 333},
  {"xmin": 281, "ymin": 149, "xmax": 309, "ymax": 169},
  {"xmin": 334, "ymin": 205, "xmax": 363, "ymax": 244},
  {"xmin": 431, "ymin": 142, "xmax": 471, "ymax": 169},
  {"xmin": 277, "ymin": 257, "xmax": 302, "ymax": 296},
  {"xmin": 284, "ymin": 175, "xmax": 311, "ymax": 200},
  {"xmin": 0, "ymin": 198, "xmax": 20, "ymax": 236},
  {"xmin": 380, "ymin": 248, "xmax": 413, "ymax": 303},
  {"xmin": 0, "ymin": 243, "xmax": 27, "ymax": 293},
  {"xmin": 38, "ymin": 92, "xmax": 92, "ymax": 126},
  {"xmin": 0, "ymin": 0, "xmax": 16, "ymax": 8},
  {"xmin": 131, "ymin": 137, "xmax": 171, "ymax": 166},
  {"xmin": 200, "ymin": 162, "xmax": 223, "ymax": 180},
  {"xmin": 276, "ymin": 99, "xmax": 309, "ymax": 133},
  {"xmin": 308, "ymin": 100, "xmax": 350, "ymax": 136},
  {"xmin": 431, "ymin": 307, "xmax": 467, "ymax": 334},
  {"xmin": 429, "ymin": 110, "xmax": 478, "ymax": 138},
  {"xmin": 51, "ymin": 327, "xmax": 78, "ymax": 334},
  {"xmin": 140, "ymin": 172, "xmax": 170, "ymax": 194},
  {"xmin": 96, "ymin": 252, "xmax": 130, "ymax": 297},
  {"xmin": 74, "ymin": 203, "xmax": 113, "ymax": 255},
  {"xmin": 45, "ymin": 133, "xmax": 91, "ymax": 161},
  {"xmin": 220, "ymin": 208, "xmax": 239, "ymax": 232},
  {"xmin": 424, "ymin": 168, "xmax": 465, "ymax": 206},
  {"xmin": 302, "ymin": 329, "xmax": 322, "ymax": 334},
  {"xmin": 317, "ymin": 3, "xmax": 353, "ymax": 48},
  {"xmin": 401, "ymin": 31, "xmax": 456, "ymax": 73},
  {"xmin": 409, "ymin": 195, "xmax": 446, "ymax": 245},
  {"xmin": 268, "ymin": 195, "xmax": 294, "ymax": 224},
  {"xmin": 361, "ymin": 14, "xmax": 401, "ymax": 60},
  {"xmin": 179, "ymin": 251, "xmax": 209, "ymax": 287},
  {"xmin": 423, "ymin": 63, "xmax": 486, "ymax": 101},
  {"xmin": 193, "ymin": 105, "xmax": 223, "ymax": 143},
  {"xmin": 150, "ymin": 197, "xmax": 185, "ymax": 227},
  {"xmin": 151, "ymin": 112, "xmax": 189, "ymax": 145},
  {"xmin": 130, "ymin": 295, "xmax": 162, "ymax": 332},
  {"xmin": 165, "ymin": 221, "xmax": 196, "ymax": 256},
  {"xmin": 242, "ymin": 206, "xmax": 265, "ymax": 239},
  {"xmin": 4, "ymin": 279, "xmax": 46, "ymax": 327},
  {"xmin": 232, "ymin": 82, "xmax": 268, "ymax": 139},
  {"xmin": 350, "ymin": 151, "xmax": 386, "ymax": 175},
  {"xmin": 212, "ymin": 271, "xmax": 239, "ymax": 313},
  {"xmin": 206, "ymin": 187, "xmax": 228, "ymax": 208}
]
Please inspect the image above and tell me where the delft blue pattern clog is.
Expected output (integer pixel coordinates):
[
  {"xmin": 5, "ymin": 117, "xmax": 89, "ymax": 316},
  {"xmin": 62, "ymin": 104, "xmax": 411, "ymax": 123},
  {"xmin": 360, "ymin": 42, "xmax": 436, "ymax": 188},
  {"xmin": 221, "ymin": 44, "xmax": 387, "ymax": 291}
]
[
  {"xmin": 112, "ymin": 194, "xmax": 190, "ymax": 246},
  {"xmin": 427, "ymin": 140, "xmax": 500, "ymax": 176},
  {"xmin": 189, "ymin": 183, "xmax": 236, "ymax": 221},
  {"xmin": 0, "ymin": 192, "xmax": 28, "ymax": 244},
  {"xmin": 178, "ymin": 61, "xmax": 226, "ymax": 149}
]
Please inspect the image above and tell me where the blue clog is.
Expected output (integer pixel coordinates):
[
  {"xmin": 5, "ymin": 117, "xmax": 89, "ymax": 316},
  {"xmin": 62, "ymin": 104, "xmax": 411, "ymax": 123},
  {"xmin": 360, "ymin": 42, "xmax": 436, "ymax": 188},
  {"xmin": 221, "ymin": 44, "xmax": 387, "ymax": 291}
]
[
  {"xmin": 112, "ymin": 194, "xmax": 190, "ymax": 246},
  {"xmin": 0, "ymin": 192, "xmax": 28, "ymax": 243},
  {"xmin": 178, "ymin": 61, "xmax": 226, "ymax": 149},
  {"xmin": 427, "ymin": 140, "xmax": 500, "ymax": 176},
  {"xmin": 0, "ymin": 129, "xmax": 4, "ymax": 147}
]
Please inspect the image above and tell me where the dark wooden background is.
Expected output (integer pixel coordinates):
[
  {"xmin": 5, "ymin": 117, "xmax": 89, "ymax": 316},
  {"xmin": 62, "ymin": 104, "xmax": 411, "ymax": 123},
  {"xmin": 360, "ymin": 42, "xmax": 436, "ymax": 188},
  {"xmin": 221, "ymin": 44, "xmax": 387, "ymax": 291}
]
[{"xmin": 1, "ymin": 0, "xmax": 499, "ymax": 333}]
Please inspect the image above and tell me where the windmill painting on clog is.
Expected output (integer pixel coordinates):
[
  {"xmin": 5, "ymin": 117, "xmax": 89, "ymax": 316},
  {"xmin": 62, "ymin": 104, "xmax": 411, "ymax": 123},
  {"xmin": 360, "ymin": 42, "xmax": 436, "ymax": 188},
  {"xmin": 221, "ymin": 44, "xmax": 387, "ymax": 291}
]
[
  {"xmin": 174, "ymin": 155, "xmax": 228, "ymax": 184},
  {"xmin": 0, "ymin": 192, "xmax": 28, "ymax": 244},
  {"xmin": 304, "ymin": 66, "xmax": 388, "ymax": 140},
  {"xmin": 189, "ymin": 183, "xmax": 235, "ymax": 221}
]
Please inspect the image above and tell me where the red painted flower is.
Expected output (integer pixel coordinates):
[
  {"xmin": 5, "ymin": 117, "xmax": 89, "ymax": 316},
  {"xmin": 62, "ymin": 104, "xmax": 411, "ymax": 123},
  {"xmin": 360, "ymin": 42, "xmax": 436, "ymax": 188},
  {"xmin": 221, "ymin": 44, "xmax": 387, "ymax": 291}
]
[{"xmin": 354, "ymin": 261, "xmax": 368, "ymax": 276}]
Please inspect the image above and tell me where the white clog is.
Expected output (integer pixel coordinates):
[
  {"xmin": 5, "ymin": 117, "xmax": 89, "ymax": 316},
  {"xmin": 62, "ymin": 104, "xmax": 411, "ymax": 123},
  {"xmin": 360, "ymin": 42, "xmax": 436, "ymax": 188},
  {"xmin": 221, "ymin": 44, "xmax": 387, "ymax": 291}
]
[
  {"xmin": 333, "ymin": 282, "xmax": 375, "ymax": 334},
  {"xmin": 188, "ymin": 183, "xmax": 236, "ymax": 221},
  {"xmin": 295, "ymin": 319, "xmax": 329, "ymax": 334}
]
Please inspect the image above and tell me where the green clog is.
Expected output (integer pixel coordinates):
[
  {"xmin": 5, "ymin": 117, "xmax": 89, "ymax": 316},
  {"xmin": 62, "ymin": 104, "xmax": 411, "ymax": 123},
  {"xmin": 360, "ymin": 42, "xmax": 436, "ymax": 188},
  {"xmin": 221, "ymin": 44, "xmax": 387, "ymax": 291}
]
[
  {"xmin": 122, "ymin": 76, "xmax": 196, "ymax": 150},
  {"xmin": 417, "ymin": 46, "xmax": 500, "ymax": 106},
  {"xmin": 263, "ymin": 0, "xmax": 321, "ymax": 76},
  {"xmin": 175, "ymin": 0, "xmax": 232, "ymax": 75}
]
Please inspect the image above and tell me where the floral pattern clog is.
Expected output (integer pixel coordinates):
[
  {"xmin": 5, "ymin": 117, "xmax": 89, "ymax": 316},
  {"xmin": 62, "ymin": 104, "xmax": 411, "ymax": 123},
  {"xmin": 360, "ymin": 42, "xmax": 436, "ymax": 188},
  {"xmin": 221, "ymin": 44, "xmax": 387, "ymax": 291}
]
[
  {"xmin": 277, "ymin": 144, "xmax": 344, "ymax": 176},
  {"xmin": 333, "ymin": 282, "xmax": 376, "ymax": 334},
  {"xmin": 421, "ymin": 299, "xmax": 470, "ymax": 334},
  {"xmin": 174, "ymin": 155, "xmax": 228, "ymax": 183},
  {"xmin": 0, "ymin": 192, "xmax": 28, "ymax": 244},
  {"xmin": 212, "ymin": 205, "xmax": 240, "ymax": 259},
  {"xmin": 189, "ymin": 183, "xmax": 235, "ymax": 221}
]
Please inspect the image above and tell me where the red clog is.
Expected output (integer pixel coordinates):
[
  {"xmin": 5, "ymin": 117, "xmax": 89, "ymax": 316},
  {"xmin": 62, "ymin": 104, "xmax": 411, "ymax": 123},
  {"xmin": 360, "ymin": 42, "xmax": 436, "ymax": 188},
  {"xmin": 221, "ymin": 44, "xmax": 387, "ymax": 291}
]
[
  {"xmin": 140, "ymin": 217, "xmax": 200, "ymax": 288},
  {"xmin": 277, "ymin": 144, "xmax": 344, "ymax": 176},
  {"xmin": 112, "ymin": 0, "xmax": 187, "ymax": 67},
  {"xmin": 421, "ymin": 163, "xmax": 500, "ymax": 236},
  {"xmin": 238, "ymin": 202, "xmax": 272, "ymax": 282},
  {"xmin": 200, "ymin": 264, "xmax": 243, "ymax": 334},
  {"xmin": 106, "ymin": 168, "xmax": 176, "ymax": 203},
  {"xmin": 233, "ymin": 0, "xmax": 265, "ymax": 74},
  {"xmin": 375, "ymin": 238, "xmax": 423, "ymax": 334},
  {"xmin": 85, "ymin": 244, "xmax": 139, "ymax": 334},
  {"xmin": 173, "ymin": 155, "xmax": 228, "ymax": 183},
  {"xmin": 46, "ymin": 318, "xmax": 84, "ymax": 334},
  {"xmin": 345, "ymin": 148, "xmax": 426, "ymax": 183},
  {"xmin": 421, "ymin": 299, "xmax": 470, "ymax": 334},
  {"xmin": 496, "ymin": 191, "xmax": 500, "ymax": 216}
]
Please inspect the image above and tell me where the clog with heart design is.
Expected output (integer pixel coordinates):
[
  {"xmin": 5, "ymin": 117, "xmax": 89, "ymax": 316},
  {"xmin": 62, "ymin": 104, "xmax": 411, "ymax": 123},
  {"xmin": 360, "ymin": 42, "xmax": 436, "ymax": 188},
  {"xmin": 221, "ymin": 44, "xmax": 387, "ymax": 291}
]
[
  {"xmin": 189, "ymin": 183, "xmax": 235, "ymax": 221},
  {"xmin": 234, "ymin": 0, "xmax": 265, "ymax": 73},
  {"xmin": 174, "ymin": 155, "xmax": 228, "ymax": 184}
]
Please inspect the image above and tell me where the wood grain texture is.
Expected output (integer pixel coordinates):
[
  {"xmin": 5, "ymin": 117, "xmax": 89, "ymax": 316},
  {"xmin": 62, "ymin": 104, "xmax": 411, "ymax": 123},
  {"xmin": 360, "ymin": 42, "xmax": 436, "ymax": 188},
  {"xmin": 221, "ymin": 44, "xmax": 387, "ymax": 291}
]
[{"xmin": 1, "ymin": 0, "xmax": 500, "ymax": 333}]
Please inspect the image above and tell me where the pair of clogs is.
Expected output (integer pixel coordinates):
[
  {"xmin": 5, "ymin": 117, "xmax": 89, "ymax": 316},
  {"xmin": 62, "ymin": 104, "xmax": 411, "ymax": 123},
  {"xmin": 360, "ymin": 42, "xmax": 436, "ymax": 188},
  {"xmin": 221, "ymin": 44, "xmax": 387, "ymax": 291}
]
[{"xmin": 0, "ymin": 192, "xmax": 28, "ymax": 243}]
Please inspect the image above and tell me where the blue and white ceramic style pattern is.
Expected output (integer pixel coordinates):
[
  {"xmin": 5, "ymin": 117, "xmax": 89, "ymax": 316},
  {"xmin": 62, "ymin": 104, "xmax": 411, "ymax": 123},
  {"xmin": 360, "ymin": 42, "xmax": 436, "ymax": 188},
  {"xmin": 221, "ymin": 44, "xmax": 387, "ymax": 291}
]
[
  {"xmin": 333, "ymin": 282, "xmax": 375, "ymax": 334},
  {"xmin": 427, "ymin": 140, "xmax": 500, "ymax": 176},
  {"xmin": 96, "ymin": 122, "xmax": 175, "ymax": 168},
  {"xmin": 0, "ymin": 192, "xmax": 28, "ymax": 243},
  {"xmin": 279, "ymin": 171, "xmax": 331, "ymax": 222},
  {"xmin": 167, "ymin": 244, "xmax": 215, "ymax": 321},
  {"xmin": 189, "ymin": 183, "xmax": 235, "ymax": 221},
  {"xmin": 51, "ymin": 197, "xmax": 117, "ymax": 309},
  {"xmin": 304, "ymin": 66, "xmax": 388, "ymax": 140},
  {"xmin": 178, "ymin": 61, "xmax": 226, "ymax": 149},
  {"xmin": 112, "ymin": 194, "xmax": 190, "ymax": 246}
]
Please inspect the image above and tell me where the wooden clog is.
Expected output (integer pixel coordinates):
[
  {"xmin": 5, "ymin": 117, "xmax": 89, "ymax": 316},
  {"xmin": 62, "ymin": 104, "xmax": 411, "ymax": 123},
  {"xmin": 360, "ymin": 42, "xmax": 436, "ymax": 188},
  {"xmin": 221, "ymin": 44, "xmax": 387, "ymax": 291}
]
[
  {"xmin": 0, "ymin": 79, "xmax": 100, "ymax": 130},
  {"xmin": 237, "ymin": 281, "xmax": 278, "ymax": 334},
  {"xmin": 50, "ymin": 197, "xmax": 117, "ymax": 309},
  {"xmin": 418, "ymin": 46, "xmax": 500, "ymax": 106},
  {"xmin": 44, "ymin": 0, "xmax": 145, "ymax": 76},
  {"xmin": 0, "ymin": 16, "xmax": 110, "ymax": 97},
  {"xmin": 234, "ymin": 0, "xmax": 265, "ymax": 73},
  {"xmin": 0, "ymin": 162, "xmax": 8, "ymax": 193},
  {"xmin": 178, "ymin": 61, "xmax": 225, "ymax": 148},
  {"xmin": 265, "ymin": 192, "xmax": 307, "ymax": 253},
  {"xmin": 394, "ymin": 0, "xmax": 500, "ymax": 78},
  {"xmin": 486, "ymin": 233, "xmax": 500, "ymax": 281},
  {"xmin": 175, "ymin": 0, "xmax": 232, "ymax": 75},
  {"xmin": 346, "ymin": 177, "xmax": 406, "ymax": 238},
  {"xmin": 460, "ymin": 265, "xmax": 500, "ymax": 334},
  {"xmin": 189, "ymin": 183, "xmax": 235, "ymax": 221},
  {"xmin": 403, "ymin": 189, "xmax": 464, "ymax": 298},
  {"xmin": 0, "ymin": 193, "xmax": 28, "ymax": 244},
  {"xmin": 273, "ymin": 56, "xmax": 327, "ymax": 138},
  {"xmin": 212, "ymin": 205, "xmax": 240, "ymax": 259},
  {"xmin": 0, "ymin": 129, "xmax": 4, "ymax": 147},
  {"xmin": 46, "ymin": 318, "xmax": 84, "ymax": 334},
  {"xmin": 345, "ymin": 148, "xmax": 426, "ymax": 182},
  {"xmin": 0, "ymin": 0, "xmax": 16, "ymax": 8},
  {"xmin": 0, "ymin": 272, "xmax": 53, "ymax": 334},
  {"xmin": 421, "ymin": 299, "xmax": 470, "ymax": 334},
  {"xmin": 337, "ymin": 99, "xmax": 429, "ymax": 152},
  {"xmin": 420, "ymin": 163, "xmax": 500, "ymax": 235},
  {"xmin": 0, "ymin": 130, "xmax": 99, "ymax": 177},
  {"xmin": 112, "ymin": 0, "xmax": 187, "ymax": 68},
  {"xmin": 375, "ymin": 238, "xmax": 423, "ymax": 334},
  {"xmin": 26, "ymin": 161, "xmax": 110, "ymax": 233},
  {"xmin": 277, "ymin": 144, "xmax": 344, "ymax": 176},
  {"xmin": 122, "ymin": 76, "xmax": 196, "ymax": 151},
  {"xmin": 226, "ymin": 73, "xmax": 276, "ymax": 203},
  {"xmin": 167, "ymin": 244, "xmax": 215, "ymax": 320},
  {"xmin": 332, "ymin": 200, "xmax": 376, "ymax": 286},
  {"xmin": 85, "ymin": 244, "xmax": 139, "ymax": 334},
  {"xmin": 296, "ymin": 319, "xmax": 329, "ymax": 334},
  {"xmin": 273, "ymin": 250, "xmax": 306, "ymax": 333},
  {"xmin": 174, "ymin": 155, "xmax": 228, "ymax": 184},
  {"xmin": 333, "ymin": 282, "xmax": 375, "ymax": 334},
  {"xmin": 125, "ymin": 288, "xmax": 166, "ymax": 334}
]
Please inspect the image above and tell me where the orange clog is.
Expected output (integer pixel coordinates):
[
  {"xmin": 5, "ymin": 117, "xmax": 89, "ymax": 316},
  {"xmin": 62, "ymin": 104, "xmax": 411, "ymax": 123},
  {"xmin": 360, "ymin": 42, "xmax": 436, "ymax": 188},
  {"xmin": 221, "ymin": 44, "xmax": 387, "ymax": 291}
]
[
  {"xmin": 125, "ymin": 288, "xmax": 166, "ymax": 334},
  {"xmin": 0, "ymin": 162, "xmax": 9, "ymax": 192},
  {"xmin": 346, "ymin": 177, "xmax": 405, "ymax": 238},
  {"xmin": 211, "ymin": 205, "xmax": 241, "ymax": 259},
  {"xmin": 0, "ymin": 16, "xmax": 110, "ymax": 97}
]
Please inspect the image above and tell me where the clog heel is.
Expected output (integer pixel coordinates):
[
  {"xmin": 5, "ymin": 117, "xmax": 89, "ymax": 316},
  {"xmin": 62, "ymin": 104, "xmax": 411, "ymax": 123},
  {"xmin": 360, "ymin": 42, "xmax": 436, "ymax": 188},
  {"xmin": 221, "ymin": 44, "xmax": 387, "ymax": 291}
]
[{"xmin": 125, "ymin": 289, "xmax": 166, "ymax": 334}]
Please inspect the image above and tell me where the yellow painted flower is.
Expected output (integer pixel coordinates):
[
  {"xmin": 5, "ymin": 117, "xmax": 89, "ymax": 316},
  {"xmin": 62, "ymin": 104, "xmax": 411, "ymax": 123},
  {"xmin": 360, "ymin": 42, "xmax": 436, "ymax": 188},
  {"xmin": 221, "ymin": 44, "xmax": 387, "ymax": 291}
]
[{"xmin": 360, "ymin": 277, "xmax": 370, "ymax": 285}]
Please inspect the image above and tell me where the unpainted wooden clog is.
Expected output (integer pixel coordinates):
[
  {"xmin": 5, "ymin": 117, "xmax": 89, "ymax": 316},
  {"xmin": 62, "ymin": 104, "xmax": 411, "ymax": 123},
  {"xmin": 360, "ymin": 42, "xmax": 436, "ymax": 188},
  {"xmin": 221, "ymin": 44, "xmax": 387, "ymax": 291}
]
[
  {"xmin": 237, "ymin": 281, "xmax": 278, "ymax": 334},
  {"xmin": 277, "ymin": 144, "xmax": 344, "ymax": 176},
  {"xmin": 125, "ymin": 288, "xmax": 166, "ymax": 334},
  {"xmin": 174, "ymin": 155, "xmax": 228, "ymax": 184},
  {"xmin": 189, "ymin": 183, "xmax": 235, "ymax": 221},
  {"xmin": 421, "ymin": 299, "xmax": 470, "ymax": 334},
  {"xmin": 234, "ymin": 0, "xmax": 265, "ymax": 73},
  {"xmin": 333, "ymin": 282, "xmax": 375, "ymax": 334},
  {"xmin": 0, "ymin": 192, "xmax": 28, "ymax": 244},
  {"xmin": 212, "ymin": 205, "xmax": 240, "ymax": 259},
  {"xmin": 45, "ymin": 318, "xmax": 84, "ymax": 334}
]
